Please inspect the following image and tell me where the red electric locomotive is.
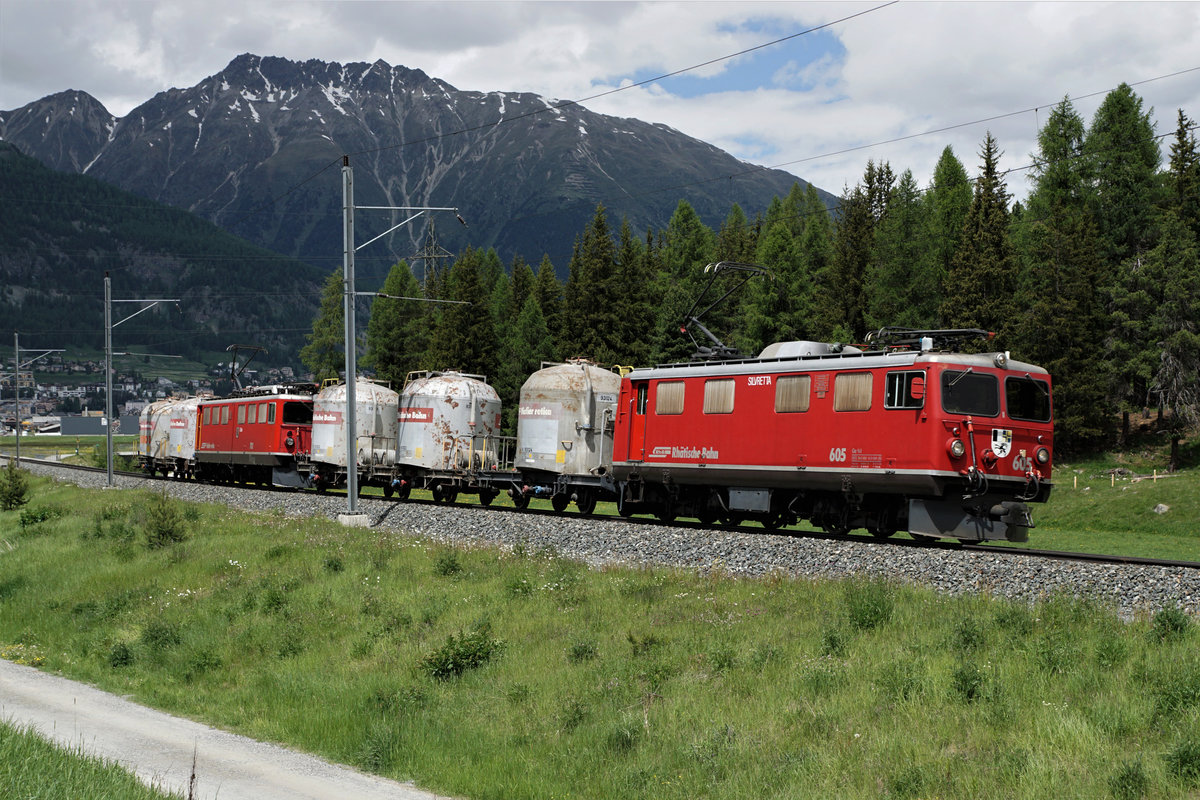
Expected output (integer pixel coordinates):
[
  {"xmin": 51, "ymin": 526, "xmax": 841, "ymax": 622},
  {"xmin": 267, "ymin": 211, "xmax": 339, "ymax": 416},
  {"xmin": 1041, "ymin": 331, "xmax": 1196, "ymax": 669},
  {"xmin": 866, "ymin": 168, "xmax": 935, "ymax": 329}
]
[
  {"xmin": 194, "ymin": 384, "xmax": 316, "ymax": 487},
  {"xmin": 611, "ymin": 329, "xmax": 1053, "ymax": 542}
]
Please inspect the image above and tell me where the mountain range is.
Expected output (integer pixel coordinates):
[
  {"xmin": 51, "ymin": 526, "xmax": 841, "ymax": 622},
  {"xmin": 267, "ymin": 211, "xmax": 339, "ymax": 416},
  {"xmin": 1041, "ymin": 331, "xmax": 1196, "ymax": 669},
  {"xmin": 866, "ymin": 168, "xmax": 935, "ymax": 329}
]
[{"xmin": 0, "ymin": 53, "xmax": 832, "ymax": 283}]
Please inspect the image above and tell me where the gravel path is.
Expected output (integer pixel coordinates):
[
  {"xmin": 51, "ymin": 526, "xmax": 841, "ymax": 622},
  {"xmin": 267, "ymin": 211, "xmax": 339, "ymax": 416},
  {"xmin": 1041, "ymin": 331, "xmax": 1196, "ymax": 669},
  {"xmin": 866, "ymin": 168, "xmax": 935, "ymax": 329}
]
[{"xmin": 21, "ymin": 461, "xmax": 1200, "ymax": 620}]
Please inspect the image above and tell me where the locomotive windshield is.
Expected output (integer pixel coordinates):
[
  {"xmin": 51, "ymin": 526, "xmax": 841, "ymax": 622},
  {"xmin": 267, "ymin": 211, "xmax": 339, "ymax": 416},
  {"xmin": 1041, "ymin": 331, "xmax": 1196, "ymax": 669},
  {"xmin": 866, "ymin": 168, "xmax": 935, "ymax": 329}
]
[
  {"xmin": 941, "ymin": 370, "xmax": 999, "ymax": 416},
  {"xmin": 1006, "ymin": 377, "xmax": 1051, "ymax": 422},
  {"xmin": 282, "ymin": 401, "xmax": 312, "ymax": 424}
]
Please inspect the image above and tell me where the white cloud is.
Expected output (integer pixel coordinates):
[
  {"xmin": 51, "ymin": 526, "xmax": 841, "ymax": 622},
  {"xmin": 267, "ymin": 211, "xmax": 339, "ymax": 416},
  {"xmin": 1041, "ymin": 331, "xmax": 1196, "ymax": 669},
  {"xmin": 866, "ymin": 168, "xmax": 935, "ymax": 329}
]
[{"xmin": 2, "ymin": 1, "xmax": 1198, "ymax": 202}]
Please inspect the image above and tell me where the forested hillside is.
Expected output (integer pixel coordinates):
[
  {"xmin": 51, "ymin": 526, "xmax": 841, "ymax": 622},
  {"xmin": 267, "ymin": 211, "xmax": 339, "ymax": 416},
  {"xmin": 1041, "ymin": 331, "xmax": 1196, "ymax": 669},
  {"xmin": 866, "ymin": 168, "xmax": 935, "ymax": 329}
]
[
  {"xmin": 307, "ymin": 85, "xmax": 1199, "ymax": 456},
  {"xmin": 0, "ymin": 143, "xmax": 327, "ymax": 365}
]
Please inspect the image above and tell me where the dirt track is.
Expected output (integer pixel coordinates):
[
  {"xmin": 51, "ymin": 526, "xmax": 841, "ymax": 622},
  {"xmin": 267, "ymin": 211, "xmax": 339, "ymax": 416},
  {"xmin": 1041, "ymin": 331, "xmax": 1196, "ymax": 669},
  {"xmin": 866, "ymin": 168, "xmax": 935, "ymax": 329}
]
[{"xmin": 0, "ymin": 659, "xmax": 448, "ymax": 799}]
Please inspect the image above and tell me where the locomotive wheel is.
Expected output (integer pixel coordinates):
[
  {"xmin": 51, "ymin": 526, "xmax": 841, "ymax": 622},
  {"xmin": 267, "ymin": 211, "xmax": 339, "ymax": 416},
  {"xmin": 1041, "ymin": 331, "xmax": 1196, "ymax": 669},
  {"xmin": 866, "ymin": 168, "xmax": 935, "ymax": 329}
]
[
  {"xmin": 655, "ymin": 504, "xmax": 677, "ymax": 523},
  {"xmin": 575, "ymin": 491, "xmax": 597, "ymax": 515},
  {"xmin": 512, "ymin": 492, "xmax": 530, "ymax": 510},
  {"xmin": 551, "ymin": 494, "xmax": 570, "ymax": 513},
  {"xmin": 697, "ymin": 509, "xmax": 717, "ymax": 526}
]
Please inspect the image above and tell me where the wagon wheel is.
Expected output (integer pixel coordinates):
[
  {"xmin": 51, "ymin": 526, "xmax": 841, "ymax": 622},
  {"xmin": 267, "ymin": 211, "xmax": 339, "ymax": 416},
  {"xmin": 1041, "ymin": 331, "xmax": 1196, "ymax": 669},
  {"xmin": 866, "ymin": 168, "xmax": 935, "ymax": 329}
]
[
  {"xmin": 479, "ymin": 489, "xmax": 498, "ymax": 507},
  {"xmin": 575, "ymin": 491, "xmax": 597, "ymax": 515},
  {"xmin": 431, "ymin": 484, "xmax": 446, "ymax": 503},
  {"xmin": 762, "ymin": 511, "xmax": 787, "ymax": 530},
  {"xmin": 512, "ymin": 492, "xmax": 530, "ymax": 510},
  {"xmin": 697, "ymin": 509, "xmax": 718, "ymax": 526},
  {"xmin": 655, "ymin": 503, "xmax": 677, "ymax": 524},
  {"xmin": 383, "ymin": 483, "xmax": 394, "ymax": 499},
  {"xmin": 551, "ymin": 493, "xmax": 571, "ymax": 513},
  {"xmin": 870, "ymin": 524, "xmax": 898, "ymax": 539}
]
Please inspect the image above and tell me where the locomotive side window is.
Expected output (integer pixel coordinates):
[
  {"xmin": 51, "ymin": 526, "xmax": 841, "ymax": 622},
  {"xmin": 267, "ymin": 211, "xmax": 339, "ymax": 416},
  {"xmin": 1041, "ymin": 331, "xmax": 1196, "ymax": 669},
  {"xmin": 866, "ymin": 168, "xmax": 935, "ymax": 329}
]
[
  {"xmin": 833, "ymin": 373, "xmax": 873, "ymax": 411},
  {"xmin": 268, "ymin": 403, "xmax": 276, "ymax": 424},
  {"xmin": 203, "ymin": 407, "xmax": 212, "ymax": 426},
  {"xmin": 1006, "ymin": 377, "xmax": 1051, "ymax": 422},
  {"xmin": 655, "ymin": 381, "xmax": 685, "ymax": 415},
  {"xmin": 237, "ymin": 404, "xmax": 246, "ymax": 425},
  {"xmin": 775, "ymin": 375, "xmax": 811, "ymax": 413},
  {"xmin": 635, "ymin": 384, "xmax": 648, "ymax": 415},
  {"xmin": 220, "ymin": 406, "xmax": 230, "ymax": 425},
  {"xmin": 703, "ymin": 379, "xmax": 735, "ymax": 414},
  {"xmin": 885, "ymin": 371, "xmax": 926, "ymax": 409},
  {"xmin": 941, "ymin": 370, "xmax": 999, "ymax": 416}
]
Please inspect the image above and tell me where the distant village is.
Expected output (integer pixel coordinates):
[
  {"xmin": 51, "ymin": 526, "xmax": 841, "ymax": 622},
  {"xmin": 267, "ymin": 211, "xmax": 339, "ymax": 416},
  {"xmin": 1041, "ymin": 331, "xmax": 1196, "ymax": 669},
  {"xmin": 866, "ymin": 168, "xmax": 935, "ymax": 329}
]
[{"xmin": 1, "ymin": 355, "xmax": 299, "ymax": 435}]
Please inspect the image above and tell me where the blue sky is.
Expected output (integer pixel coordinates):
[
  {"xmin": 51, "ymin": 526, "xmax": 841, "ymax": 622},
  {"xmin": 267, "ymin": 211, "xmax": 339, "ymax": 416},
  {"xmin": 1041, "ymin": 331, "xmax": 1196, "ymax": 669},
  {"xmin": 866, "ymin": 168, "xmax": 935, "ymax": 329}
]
[{"xmin": 612, "ymin": 24, "xmax": 846, "ymax": 99}]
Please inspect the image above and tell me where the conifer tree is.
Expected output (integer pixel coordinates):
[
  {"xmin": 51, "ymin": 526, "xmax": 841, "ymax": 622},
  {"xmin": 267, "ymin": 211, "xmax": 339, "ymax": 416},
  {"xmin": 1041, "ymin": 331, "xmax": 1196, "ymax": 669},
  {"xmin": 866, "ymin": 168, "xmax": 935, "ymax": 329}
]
[
  {"xmin": 1012, "ymin": 98, "xmax": 1112, "ymax": 452},
  {"xmin": 613, "ymin": 217, "xmax": 656, "ymax": 366},
  {"xmin": 1145, "ymin": 211, "xmax": 1200, "ymax": 469},
  {"xmin": 300, "ymin": 268, "xmax": 345, "ymax": 382},
  {"xmin": 1166, "ymin": 109, "xmax": 1200, "ymax": 243},
  {"xmin": 941, "ymin": 133, "xmax": 1017, "ymax": 340},
  {"xmin": 814, "ymin": 184, "xmax": 872, "ymax": 341},
  {"xmin": 531, "ymin": 255, "xmax": 563, "ymax": 351},
  {"xmin": 869, "ymin": 169, "xmax": 938, "ymax": 330},
  {"xmin": 363, "ymin": 261, "xmax": 427, "ymax": 388},
  {"xmin": 508, "ymin": 256, "xmax": 536, "ymax": 321},
  {"xmin": 424, "ymin": 248, "xmax": 496, "ymax": 377},
  {"xmin": 714, "ymin": 203, "xmax": 757, "ymax": 264},
  {"xmin": 1085, "ymin": 83, "xmax": 1162, "ymax": 269},
  {"xmin": 925, "ymin": 146, "xmax": 973, "ymax": 318},
  {"xmin": 740, "ymin": 216, "xmax": 803, "ymax": 352},
  {"xmin": 655, "ymin": 200, "xmax": 717, "ymax": 362},
  {"xmin": 560, "ymin": 204, "xmax": 620, "ymax": 363}
]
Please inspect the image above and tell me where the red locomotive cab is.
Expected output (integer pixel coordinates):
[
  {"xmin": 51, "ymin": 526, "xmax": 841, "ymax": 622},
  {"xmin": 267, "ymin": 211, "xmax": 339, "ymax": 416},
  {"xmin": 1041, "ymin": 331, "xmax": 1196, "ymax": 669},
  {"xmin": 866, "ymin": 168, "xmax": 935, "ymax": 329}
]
[{"xmin": 928, "ymin": 357, "xmax": 1053, "ymax": 502}]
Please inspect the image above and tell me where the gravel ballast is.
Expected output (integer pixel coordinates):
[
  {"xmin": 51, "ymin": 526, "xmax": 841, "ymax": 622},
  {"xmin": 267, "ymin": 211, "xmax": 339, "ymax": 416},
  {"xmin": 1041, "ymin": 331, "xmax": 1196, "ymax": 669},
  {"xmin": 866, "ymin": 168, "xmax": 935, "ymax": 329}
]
[{"xmin": 20, "ymin": 461, "xmax": 1199, "ymax": 621}]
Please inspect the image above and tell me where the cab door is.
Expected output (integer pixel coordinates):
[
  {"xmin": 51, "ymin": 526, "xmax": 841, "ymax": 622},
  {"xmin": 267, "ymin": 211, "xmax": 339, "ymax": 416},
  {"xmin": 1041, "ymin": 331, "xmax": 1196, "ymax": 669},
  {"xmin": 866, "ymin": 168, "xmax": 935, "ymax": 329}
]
[{"xmin": 627, "ymin": 381, "xmax": 648, "ymax": 461}]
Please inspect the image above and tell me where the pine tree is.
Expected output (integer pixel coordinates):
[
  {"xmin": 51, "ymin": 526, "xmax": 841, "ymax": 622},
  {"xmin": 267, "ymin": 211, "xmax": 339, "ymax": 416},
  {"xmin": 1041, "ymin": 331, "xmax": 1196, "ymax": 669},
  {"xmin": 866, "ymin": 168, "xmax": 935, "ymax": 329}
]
[
  {"xmin": 655, "ymin": 200, "xmax": 717, "ymax": 362},
  {"xmin": 1138, "ymin": 211, "xmax": 1200, "ymax": 469},
  {"xmin": 941, "ymin": 133, "xmax": 1017, "ymax": 340},
  {"xmin": 814, "ymin": 184, "xmax": 872, "ymax": 341},
  {"xmin": 1166, "ymin": 109, "xmax": 1200, "ymax": 243},
  {"xmin": 1012, "ymin": 99, "xmax": 1112, "ymax": 452},
  {"xmin": 424, "ymin": 248, "xmax": 496, "ymax": 377},
  {"xmin": 560, "ymin": 204, "xmax": 621, "ymax": 363},
  {"xmin": 363, "ymin": 261, "xmax": 427, "ymax": 388},
  {"xmin": 740, "ymin": 216, "xmax": 803, "ymax": 352},
  {"xmin": 613, "ymin": 217, "xmax": 656, "ymax": 366},
  {"xmin": 925, "ymin": 146, "xmax": 973, "ymax": 320},
  {"xmin": 300, "ymin": 268, "xmax": 345, "ymax": 382},
  {"xmin": 509, "ymin": 255, "xmax": 536, "ymax": 321},
  {"xmin": 714, "ymin": 203, "xmax": 757, "ymax": 264},
  {"xmin": 1085, "ymin": 83, "xmax": 1162, "ymax": 269},
  {"xmin": 531, "ymin": 255, "xmax": 563, "ymax": 353},
  {"xmin": 869, "ymin": 169, "xmax": 938, "ymax": 330}
]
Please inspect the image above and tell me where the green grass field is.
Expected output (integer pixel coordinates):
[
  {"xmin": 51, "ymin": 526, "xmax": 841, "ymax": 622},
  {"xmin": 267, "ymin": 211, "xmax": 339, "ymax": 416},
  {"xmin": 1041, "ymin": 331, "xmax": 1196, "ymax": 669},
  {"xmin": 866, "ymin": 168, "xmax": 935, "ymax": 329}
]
[
  {"xmin": 0, "ymin": 721, "xmax": 178, "ymax": 800},
  {"xmin": 2, "ymin": 470, "xmax": 1199, "ymax": 799}
]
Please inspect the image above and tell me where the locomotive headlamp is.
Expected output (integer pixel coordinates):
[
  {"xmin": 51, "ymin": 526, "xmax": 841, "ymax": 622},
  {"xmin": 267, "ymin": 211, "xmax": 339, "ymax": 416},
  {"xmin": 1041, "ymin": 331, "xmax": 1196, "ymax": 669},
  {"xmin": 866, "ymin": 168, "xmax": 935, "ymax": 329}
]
[
  {"xmin": 993, "ymin": 352, "xmax": 1009, "ymax": 369},
  {"xmin": 1036, "ymin": 447, "xmax": 1050, "ymax": 465},
  {"xmin": 948, "ymin": 439, "xmax": 966, "ymax": 458}
]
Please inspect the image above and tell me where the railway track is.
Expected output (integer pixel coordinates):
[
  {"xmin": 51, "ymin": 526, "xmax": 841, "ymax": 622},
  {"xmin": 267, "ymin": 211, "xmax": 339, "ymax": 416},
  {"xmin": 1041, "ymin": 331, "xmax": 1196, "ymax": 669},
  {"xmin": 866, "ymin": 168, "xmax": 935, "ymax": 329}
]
[{"xmin": 9, "ymin": 454, "xmax": 1199, "ymax": 573}]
